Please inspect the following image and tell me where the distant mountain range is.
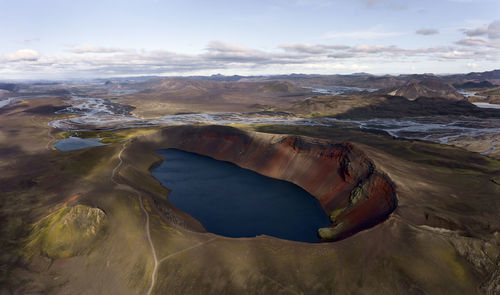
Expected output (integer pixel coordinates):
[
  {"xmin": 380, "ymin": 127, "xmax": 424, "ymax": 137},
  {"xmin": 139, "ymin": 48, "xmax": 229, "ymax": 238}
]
[{"xmin": 3, "ymin": 69, "xmax": 498, "ymax": 88}]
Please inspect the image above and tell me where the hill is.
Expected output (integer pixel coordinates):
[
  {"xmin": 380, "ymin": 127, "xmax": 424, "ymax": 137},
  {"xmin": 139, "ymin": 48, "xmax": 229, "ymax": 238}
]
[{"xmin": 389, "ymin": 79, "xmax": 463, "ymax": 100}]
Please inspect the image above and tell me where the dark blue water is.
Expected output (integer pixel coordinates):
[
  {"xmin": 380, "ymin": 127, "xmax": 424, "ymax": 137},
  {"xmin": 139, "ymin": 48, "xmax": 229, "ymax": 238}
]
[
  {"xmin": 152, "ymin": 149, "xmax": 331, "ymax": 242},
  {"xmin": 54, "ymin": 136, "xmax": 107, "ymax": 151}
]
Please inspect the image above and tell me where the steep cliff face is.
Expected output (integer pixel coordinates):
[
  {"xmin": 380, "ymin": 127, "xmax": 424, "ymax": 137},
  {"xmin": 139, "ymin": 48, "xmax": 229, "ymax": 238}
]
[{"xmin": 152, "ymin": 126, "xmax": 397, "ymax": 241}]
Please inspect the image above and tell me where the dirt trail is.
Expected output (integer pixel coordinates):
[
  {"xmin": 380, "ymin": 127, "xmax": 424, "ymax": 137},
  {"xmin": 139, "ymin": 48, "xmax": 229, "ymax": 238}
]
[
  {"xmin": 111, "ymin": 141, "xmax": 159, "ymax": 295},
  {"xmin": 30, "ymin": 116, "xmax": 56, "ymax": 150},
  {"xmin": 111, "ymin": 140, "xmax": 217, "ymax": 295},
  {"xmin": 139, "ymin": 195, "xmax": 159, "ymax": 295}
]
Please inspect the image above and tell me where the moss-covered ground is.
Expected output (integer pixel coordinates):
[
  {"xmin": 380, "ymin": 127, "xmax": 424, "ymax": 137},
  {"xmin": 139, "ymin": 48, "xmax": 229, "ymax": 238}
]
[{"xmin": 58, "ymin": 128, "xmax": 159, "ymax": 144}]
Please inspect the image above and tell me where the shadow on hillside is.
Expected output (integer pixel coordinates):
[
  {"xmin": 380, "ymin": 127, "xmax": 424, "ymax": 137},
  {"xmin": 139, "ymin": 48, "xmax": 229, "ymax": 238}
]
[{"xmin": 335, "ymin": 95, "xmax": 500, "ymax": 119}]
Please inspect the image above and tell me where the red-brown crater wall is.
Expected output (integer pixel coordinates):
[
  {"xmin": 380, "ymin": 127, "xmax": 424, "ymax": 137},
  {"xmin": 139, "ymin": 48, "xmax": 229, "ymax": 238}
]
[{"xmin": 151, "ymin": 126, "xmax": 397, "ymax": 240}]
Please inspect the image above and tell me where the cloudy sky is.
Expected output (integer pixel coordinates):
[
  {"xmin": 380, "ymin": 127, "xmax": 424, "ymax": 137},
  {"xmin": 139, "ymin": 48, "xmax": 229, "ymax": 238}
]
[{"xmin": 1, "ymin": 0, "xmax": 499, "ymax": 79}]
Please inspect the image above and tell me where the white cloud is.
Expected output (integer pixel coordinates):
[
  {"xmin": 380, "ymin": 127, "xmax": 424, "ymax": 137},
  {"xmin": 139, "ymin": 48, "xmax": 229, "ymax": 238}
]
[
  {"xmin": 416, "ymin": 28, "xmax": 439, "ymax": 35},
  {"xmin": 322, "ymin": 29, "xmax": 402, "ymax": 39},
  {"xmin": 467, "ymin": 62, "xmax": 477, "ymax": 69},
  {"xmin": 464, "ymin": 26, "xmax": 488, "ymax": 37},
  {"xmin": 455, "ymin": 38, "xmax": 500, "ymax": 48},
  {"xmin": 280, "ymin": 43, "xmax": 328, "ymax": 54},
  {"xmin": 463, "ymin": 20, "xmax": 500, "ymax": 39},
  {"xmin": 300, "ymin": 63, "xmax": 347, "ymax": 70},
  {"xmin": 279, "ymin": 43, "xmax": 348, "ymax": 54},
  {"xmin": 350, "ymin": 64, "xmax": 371, "ymax": 71},
  {"xmin": 488, "ymin": 20, "xmax": 500, "ymax": 39},
  {"xmin": 441, "ymin": 50, "xmax": 468, "ymax": 59},
  {"xmin": 455, "ymin": 20, "xmax": 500, "ymax": 50},
  {"xmin": 3, "ymin": 49, "xmax": 40, "ymax": 62},
  {"xmin": 70, "ymin": 44, "xmax": 127, "ymax": 54},
  {"xmin": 0, "ymin": 39, "xmax": 498, "ymax": 78},
  {"xmin": 203, "ymin": 41, "xmax": 274, "ymax": 63}
]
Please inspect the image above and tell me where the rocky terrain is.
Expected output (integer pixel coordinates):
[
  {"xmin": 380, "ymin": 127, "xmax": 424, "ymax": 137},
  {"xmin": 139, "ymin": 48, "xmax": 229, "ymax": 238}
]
[
  {"xmin": 258, "ymin": 69, "xmax": 500, "ymax": 89},
  {"xmin": 476, "ymin": 86, "xmax": 500, "ymax": 104},
  {"xmin": 0, "ymin": 72, "xmax": 499, "ymax": 294},
  {"xmin": 388, "ymin": 79, "xmax": 464, "ymax": 101},
  {"xmin": 119, "ymin": 79, "xmax": 311, "ymax": 118}
]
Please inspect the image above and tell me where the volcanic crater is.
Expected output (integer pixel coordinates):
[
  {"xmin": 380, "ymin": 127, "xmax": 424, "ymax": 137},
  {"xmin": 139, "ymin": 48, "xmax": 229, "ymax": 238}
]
[{"xmin": 129, "ymin": 125, "xmax": 398, "ymax": 241}]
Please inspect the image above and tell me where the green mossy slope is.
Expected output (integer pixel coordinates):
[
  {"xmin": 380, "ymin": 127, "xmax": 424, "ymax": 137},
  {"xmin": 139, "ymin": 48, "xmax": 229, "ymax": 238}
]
[{"xmin": 26, "ymin": 205, "xmax": 106, "ymax": 259}]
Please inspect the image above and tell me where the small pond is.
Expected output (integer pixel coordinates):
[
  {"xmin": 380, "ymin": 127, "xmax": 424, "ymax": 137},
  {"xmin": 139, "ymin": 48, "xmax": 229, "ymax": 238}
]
[{"xmin": 54, "ymin": 136, "xmax": 107, "ymax": 151}]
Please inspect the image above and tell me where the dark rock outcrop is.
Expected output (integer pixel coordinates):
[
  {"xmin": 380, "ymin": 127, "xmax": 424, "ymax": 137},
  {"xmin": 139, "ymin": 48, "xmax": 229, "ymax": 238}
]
[
  {"xmin": 454, "ymin": 81, "xmax": 495, "ymax": 89},
  {"xmin": 0, "ymin": 83, "xmax": 18, "ymax": 92}
]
